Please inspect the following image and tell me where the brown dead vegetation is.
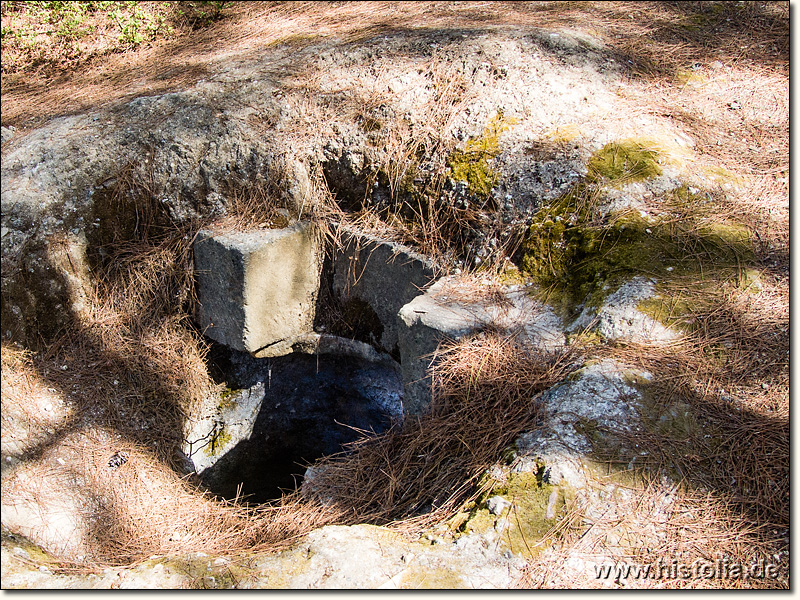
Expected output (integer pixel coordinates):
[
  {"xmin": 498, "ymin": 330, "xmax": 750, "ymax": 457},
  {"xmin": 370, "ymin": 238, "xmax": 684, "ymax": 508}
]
[{"xmin": 0, "ymin": 0, "xmax": 788, "ymax": 589}]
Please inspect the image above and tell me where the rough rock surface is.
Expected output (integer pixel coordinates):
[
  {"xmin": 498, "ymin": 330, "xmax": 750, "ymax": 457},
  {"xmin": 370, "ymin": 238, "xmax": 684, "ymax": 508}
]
[
  {"xmin": 1, "ymin": 82, "xmax": 291, "ymax": 344},
  {"xmin": 1, "ymin": 522, "xmax": 526, "ymax": 589},
  {"xmin": 281, "ymin": 524, "xmax": 526, "ymax": 589},
  {"xmin": 1, "ymin": 10, "xmax": 767, "ymax": 588},
  {"xmin": 397, "ymin": 277, "xmax": 564, "ymax": 414},
  {"xmin": 183, "ymin": 382, "xmax": 264, "ymax": 476},
  {"xmin": 194, "ymin": 223, "xmax": 323, "ymax": 356},
  {"xmin": 568, "ymin": 277, "xmax": 681, "ymax": 344},
  {"xmin": 1, "ymin": 24, "xmax": 676, "ymax": 347},
  {"xmin": 0, "ymin": 126, "xmax": 15, "ymax": 144},
  {"xmin": 512, "ymin": 359, "xmax": 650, "ymax": 490},
  {"xmin": 289, "ymin": 332, "xmax": 391, "ymax": 363},
  {"xmin": 332, "ymin": 227, "xmax": 437, "ymax": 355},
  {"xmin": 1, "ymin": 470, "xmax": 87, "ymax": 561}
]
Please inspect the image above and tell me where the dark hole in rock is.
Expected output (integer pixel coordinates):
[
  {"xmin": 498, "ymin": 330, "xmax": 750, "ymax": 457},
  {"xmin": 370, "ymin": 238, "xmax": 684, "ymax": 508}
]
[{"xmin": 200, "ymin": 344, "xmax": 403, "ymax": 504}]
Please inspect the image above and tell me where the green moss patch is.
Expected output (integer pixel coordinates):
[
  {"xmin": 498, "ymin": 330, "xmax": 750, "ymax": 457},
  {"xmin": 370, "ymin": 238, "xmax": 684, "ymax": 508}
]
[
  {"xmin": 637, "ymin": 294, "xmax": 695, "ymax": 330},
  {"xmin": 204, "ymin": 424, "xmax": 233, "ymax": 457},
  {"xmin": 399, "ymin": 566, "xmax": 469, "ymax": 589},
  {"xmin": 1, "ymin": 527, "xmax": 59, "ymax": 567},
  {"xmin": 587, "ymin": 140, "xmax": 662, "ymax": 184},
  {"xmin": 157, "ymin": 555, "xmax": 251, "ymax": 589},
  {"xmin": 518, "ymin": 184, "xmax": 754, "ymax": 320},
  {"xmin": 447, "ymin": 112, "xmax": 516, "ymax": 199},
  {"xmin": 497, "ymin": 478, "xmax": 561, "ymax": 559},
  {"xmin": 461, "ymin": 471, "xmax": 562, "ymax": 560},
  {"xmin": 218, "ymin": 387, "xmax": 242, "ymax": 410},
  {"xmin": 499, "ymin": 263, "xmax": 526, "ymax": 286}
]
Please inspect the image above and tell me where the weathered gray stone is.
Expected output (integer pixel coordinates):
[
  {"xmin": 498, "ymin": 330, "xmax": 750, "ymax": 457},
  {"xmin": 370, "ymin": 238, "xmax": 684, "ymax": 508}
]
[
  {"xmin": 487, "ymin": 495, "xmax": 511, "ymax": 515},
  {"xmin": 397, "ymin": 277, "xmax": 565, "ymax": 415},
  {"xmin": 0, "ymin": 78, "xmax": 295, "ymax": 346},
  {"xmin": 513, "ymin": 359, "xmax": 650, "ymax": 489},
  {"xmin": 184, "ymin": 382, "xmax": 265, "ymax": 475},
  {"xmin": 272, "ymin": 524, "xmax": 525, "ymax": 589},
  {"xmin": 396, "ymin": 280, "xmax": 483, "ymax": 415},
  {"xmin": 568, "ymin": 277, "xmax": 681, "ymax": 344},
  {"xmin": 333, "ymin": 227, "xmax": 437, "ymax": 354},
  {"xmin": 289, "ymin": 332, "xmax": 391, "ymax": 363},
  {"xmin": 285, "ymin": 158, "xmax": 313, "ymax": 216},
  {"xmin": 1, "ymin": 470, "xmax": 86, "ymax": 560},
  {"xmin": 194, "ymin": 223, "xmax": 323, "ymax": 356},
  {"xmin": 1, "ymin": 126, "xmax": 15, "ymax": 144}
]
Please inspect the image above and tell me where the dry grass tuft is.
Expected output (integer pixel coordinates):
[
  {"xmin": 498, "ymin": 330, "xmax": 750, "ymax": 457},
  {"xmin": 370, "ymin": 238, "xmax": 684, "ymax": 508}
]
[
  {"xmin": 603, "ymin": 342, "xmax": 788, "ymax": 535},
  {"xmin": 575, "ymin": 271, "xmax": 790, "ymax": 564},
  {"xmin": 0, "ymin": 1, "xmax": 788, "ymax": 587},
  {"xmin": 80, "ymin": 442, "xmax": 344, "ymax": 565},
  {"xmin": 0, "ymin": 420, "xmax": 343, "ymax": 566},
  {"xmin": 305, "ymin": 332, "xmax": 578, "ymax": 531},
  {"xmin": 518, "ymin": 483, "xmax": 788, "ymax": 589},
  {"xmin": 1, "ymin": 150, "xmax": 354, "ymax": 566}
]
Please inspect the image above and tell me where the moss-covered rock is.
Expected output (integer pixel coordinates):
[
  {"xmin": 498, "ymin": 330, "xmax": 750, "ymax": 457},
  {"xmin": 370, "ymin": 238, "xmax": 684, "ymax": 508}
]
[
  {"xmin": 203, "ymin": 423, "xmax": 234, "ymax": 458},
  {"xmin": 460, "ymin": 471, "xmax": 562, "ymax": 560},
  {"xmin": 518, "ymin": 183, "xmax": 754, "ymax": 320},
  {"xmin": 447, "ymin": 112, "xmax": 516, "ymax": 199},
  {"xmin": 587, "ymin": 140, "xmax": 662, "ymax": 185}
]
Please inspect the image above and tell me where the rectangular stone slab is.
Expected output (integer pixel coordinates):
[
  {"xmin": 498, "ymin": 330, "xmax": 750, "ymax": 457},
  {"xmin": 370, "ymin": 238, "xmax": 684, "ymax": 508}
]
[
  {"xmin": 397, "ymin": 277, "xmax": 565, "ymax": 415},
  {"xmin": 194, "ymin": 222, "xmax": 322, "ymax": 354},
  {"xmin": 333, "ymin": 226, "xmax": 436, "ymax": 355}
]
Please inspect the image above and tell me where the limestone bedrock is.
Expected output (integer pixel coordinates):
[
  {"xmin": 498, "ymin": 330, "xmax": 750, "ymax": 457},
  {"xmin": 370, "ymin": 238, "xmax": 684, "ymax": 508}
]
[{"xmin": 194, "ymin": 222, "xmax": 322, "ymax": 356}]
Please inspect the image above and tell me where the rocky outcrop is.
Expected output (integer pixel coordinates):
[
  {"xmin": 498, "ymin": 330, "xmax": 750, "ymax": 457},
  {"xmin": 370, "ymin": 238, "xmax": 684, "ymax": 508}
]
[
  {"xmin": 0, "ymin": 78, "xmax": 305, "ymax": 347},
  {"xmin": 0, "ymin": 358, "xmax": 658, "ymax": 589},
  {"xmin": 511, "ymin": 359, "xmax": 650, "ymax": 490},
  {"xmin": 568, "ymin": 277, "xmax": 681, "ymax": 344},
  {"xmin": 2, "ymin": 12, "xmax": 773, "ymax": 588},
  {"xmin": 1, "ymin": 521, "xmax": 526, "ymax": 589}
]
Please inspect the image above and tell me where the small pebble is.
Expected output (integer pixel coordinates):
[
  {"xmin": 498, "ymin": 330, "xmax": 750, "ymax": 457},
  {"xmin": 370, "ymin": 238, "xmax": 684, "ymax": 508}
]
[
  {"xmin": 487, "ymin": 495, "xmax": 511, "ymax": 515},
  {"xmin": 546, "ymin": 489, "xmax": 559, "ymax": 519}
]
